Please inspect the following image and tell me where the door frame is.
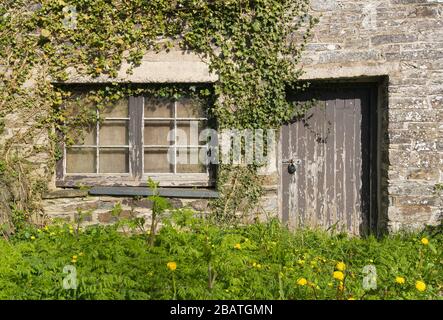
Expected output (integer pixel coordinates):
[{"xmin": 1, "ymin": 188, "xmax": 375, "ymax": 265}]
[{"xmin": 278, "ymin": 80, "xmax": 381, "ymax": 236}]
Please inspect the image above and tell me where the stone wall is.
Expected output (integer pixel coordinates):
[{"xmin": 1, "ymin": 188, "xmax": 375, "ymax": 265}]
[
  {"xmin": 40, "ymin": 0, "xmax": 443, "ymax": 232},
  {"xmin": 43, "ymin": 190, "xmax": 212, "ymax": 226},
  {"xmin": 300, "ymin": 0, "xmax": 443, "ymax": 231}
]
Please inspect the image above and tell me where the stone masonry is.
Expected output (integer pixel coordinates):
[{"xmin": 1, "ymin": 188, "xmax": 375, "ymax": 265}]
[
  {"xmin": 41, "ymin": 0, "xmax": 443, "ymax": 233},
  {"xmin": 298, "ymin": 0, "xmax": 443, "ymax": 232}
]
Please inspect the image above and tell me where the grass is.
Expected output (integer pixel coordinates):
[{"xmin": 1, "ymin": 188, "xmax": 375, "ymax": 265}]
[{"xmin": 0, "ymin": 209, "xmax": 441, "ymax": 300}]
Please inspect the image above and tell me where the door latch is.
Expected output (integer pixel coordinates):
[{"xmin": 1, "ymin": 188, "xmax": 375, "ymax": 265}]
[{"xmin": 285, "ymin": 159, "xmax": 301, "ymax": 174}]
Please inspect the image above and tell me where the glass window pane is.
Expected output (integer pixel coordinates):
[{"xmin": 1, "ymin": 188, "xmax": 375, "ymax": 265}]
[
  {"xmin": 72, "ymin": 125, "xmax": 96, "ymax": 145},
  {"xmin": 144, "ymin": 97, "xmax": 174, "ymax": 118},
  {"xmin": 144, "ymin": 121, "xmax": 173, "ymax": 146},
  {"xmin": 176, "ymin": 98, "xmax": 205, "ymax": 118},
  {"xmin": 99, "ymin": 148, "xmax": 129, "ymax": 173},
  {"xmin": 99, "ymin": 121, "xmax": 128, "ymax": 145},
  {"xmin": 101, "ymin": 99, "xmax": 129, "ymax": 118},
  {"xmin": 176, "ymin": 148, "xmax": 207, "ymax": 173},
  {"xmin": 66, "ymin": 148, "xmax": 96, "ymax": 173},
  {"xmin": 176, "ymin": 121, "xmax": 207, "ymax": 146},
  {"xmin": 144, "ymin": 148, "xmax": 174, "ymax": 173}
]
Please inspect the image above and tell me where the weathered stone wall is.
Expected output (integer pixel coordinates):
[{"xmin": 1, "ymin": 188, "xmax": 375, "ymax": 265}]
[
  {"xmin": 40, "ymin": 0, "xmax": 442, "ymax": 232},
  {"xmin": 300, "ymin": 0, "xmax": 443, "ymax": 231},
  {"xmin": 43, "ymin": 191, "xmax": 211, "ymax": 226}
]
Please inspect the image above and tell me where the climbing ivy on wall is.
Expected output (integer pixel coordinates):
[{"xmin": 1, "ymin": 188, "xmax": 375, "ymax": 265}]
[{"xmin": 0, "ymin": 0, "xmax": 316, "ymax": 232}]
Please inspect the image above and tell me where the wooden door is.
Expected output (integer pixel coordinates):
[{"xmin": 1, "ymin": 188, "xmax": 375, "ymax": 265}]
[{"xmin": 281, "ymin": 86, "xmax": 376, "ymax": 235}]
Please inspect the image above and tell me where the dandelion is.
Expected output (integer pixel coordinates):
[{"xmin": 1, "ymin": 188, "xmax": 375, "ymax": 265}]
[
  {"xmin": 338, "ymin": 281, "xmax": 344, "ymax": 291},
  {"xmin": 167, "ymin": 261, "xmax": 177, "ymax": 271},
  {"xmin": 415, "ymin": 280, "xmax": 426, "ymax": 292},
  {"xmin": 421, "ymin": 238, "xmax": 429, "ymax": 245},
  {"xmin": 234, "ymin": 243, "xmax": 241, "ymax": 250},
  {"xmin": 297, "ymin": 259, "xmax": 305, "ymax": 265},
  {"xmin": 30, "ymin": 236, "xmax": 36, "ymax": 240},
  {"xmin": 256, "ymin": 264, "xmax": 262, "ymax": 269},
  {"xmin": 297, "ymin": 278, "xmax": 308, "ymax": 286},
  {"xmin": 347, "ymin": 297, "xmax": 356, "ymax": 300},
  {"xmin": 336, "ymin": 262, "xmax": 346, "ymax": 271},
  {"xmin": 395, "ymin": 276, "xmax": 405, "ymax": 285},
  {"xmin": 333, "ymin": 271, "xmax": 345, "ymax": 281}
]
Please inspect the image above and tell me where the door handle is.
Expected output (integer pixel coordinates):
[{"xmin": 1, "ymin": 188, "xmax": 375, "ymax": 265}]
[
  {"xmin": 288, "ymin": 162, "xmax": 297, "ymax": 174},
  {"xmin": 284, "ymin": 159, "xmax": 301, "ymax": 174}
]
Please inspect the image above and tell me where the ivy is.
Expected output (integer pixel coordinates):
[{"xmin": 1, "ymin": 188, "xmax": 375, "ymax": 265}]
[{"xmin": 0, "ymin": 0, "xmax": 316, "ymax": 232}]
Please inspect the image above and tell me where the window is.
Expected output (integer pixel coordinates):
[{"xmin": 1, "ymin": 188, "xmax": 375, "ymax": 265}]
[{"xmin": 57, "ymin": 92, "xmax": 214, "ymax": 187}]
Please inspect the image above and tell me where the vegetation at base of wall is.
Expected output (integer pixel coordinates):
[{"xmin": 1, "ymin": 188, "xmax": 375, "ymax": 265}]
[
  {"xmin": 0, "ymin": 212, "xmax": 441, "ymax": 300},
  {"xmin": 0, "ymin": 0, "xmax": 317, "ymax": 232}
]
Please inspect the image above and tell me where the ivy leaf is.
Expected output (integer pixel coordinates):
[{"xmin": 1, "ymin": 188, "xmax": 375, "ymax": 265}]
[
  {"xmin": 252, "ymin": 22, "xmax": 261, "ymax": 32},
  {"xmin": 40, "ymin": 29, "xmax": 51, "ymax": 38}
]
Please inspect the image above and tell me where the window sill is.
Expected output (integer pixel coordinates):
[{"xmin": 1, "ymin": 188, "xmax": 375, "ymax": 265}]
[
  {"xmin": 89, "ymin": 186, "xmax": 219, "ymax": 198},
  {"xmin": 45, "ymin": 187, "xmax": 219, "ymax": 199}
]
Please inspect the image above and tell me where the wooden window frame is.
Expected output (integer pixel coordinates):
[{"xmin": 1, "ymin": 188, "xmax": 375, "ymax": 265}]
[{"xmin": 56, "ymin": 95, "xmax": 215, "ymax": 188}]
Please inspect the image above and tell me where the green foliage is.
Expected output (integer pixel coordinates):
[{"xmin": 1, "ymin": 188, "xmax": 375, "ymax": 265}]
[
  {"xmin": 0, "ymin": 0, "xmax": 316, "ymax": 230},
  {"xmin": 147, "ymin": 178, "xmax": 171, "ymax": 246},
  {"xmin": 0, "ymin": 215, "xmax": 441, "ymax": 300}
]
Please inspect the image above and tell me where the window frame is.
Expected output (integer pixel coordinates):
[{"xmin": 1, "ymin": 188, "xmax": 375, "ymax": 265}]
[{"xmin": 56, "ymin": 95, "xmax": 215, "ymax": 188}]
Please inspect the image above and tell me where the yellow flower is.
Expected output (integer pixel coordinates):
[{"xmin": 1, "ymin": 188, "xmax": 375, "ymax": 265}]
[
  {"xmin": 30, "ymin": 236, "xmax": 36, "ymax": 240},
  {"xmin": 415, "ymin": 280, "xmax": 426, "ymax": 292},
  {"xmin": 72, "ymin": 255, "xmax": 78, "ymax": 260},
  {"xmin": 347, "ymin": 297, "xmax": 356, "ymax": 300},
  {"xmin": 421, "ymin": 238, "xmax": 429, "ymax": 245},
  {"xmin": 338, "ymin": 281, "xmax": 344, "ymax": 291},
  {"xmin": 297, "ymin": 259, "xmax": 305, "ymax": 265},
  {"xmin": 333, "ymin": 271, "xmax": 345, "ymax": 281},
  {"xmin": 336, "ymin": 262, "xmax": 346, "ymax": 271},
  {"xmin": 234, "ymin": 243, "xmax": 241, "ymax": 250},
  {"xmin": 297, "ymin": 278, "xmax": 308, "ymax": 286},
  {"xmin": 167, "ymin": 261, "xmax": 177, "ymax": 271},
  {"xmin": 395, "ymin": 276, "xmax": 405, "ymax": 285},
  {"xmin": 252, "ymin": 262, "xmax": 257, "ymax": 267},
  {"xmin": 256, "ymin": 264, "xmax": 262, "ymax": 269}
]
